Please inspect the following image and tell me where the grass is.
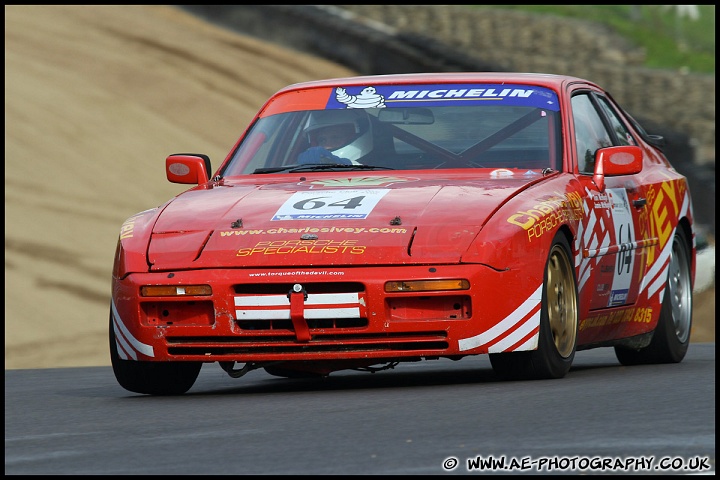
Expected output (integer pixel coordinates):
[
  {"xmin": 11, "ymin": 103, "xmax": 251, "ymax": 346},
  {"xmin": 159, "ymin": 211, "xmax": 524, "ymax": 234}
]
[{"xmin": 470, "ymin": 5, "xmax": 715, "ymax": 75}]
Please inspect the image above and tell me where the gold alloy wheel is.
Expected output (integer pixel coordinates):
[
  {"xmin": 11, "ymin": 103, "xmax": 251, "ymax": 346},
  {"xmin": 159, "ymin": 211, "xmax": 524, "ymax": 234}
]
[{"xmin": 545, "ymin": 244, "xmax": 578, "ymax": 358}]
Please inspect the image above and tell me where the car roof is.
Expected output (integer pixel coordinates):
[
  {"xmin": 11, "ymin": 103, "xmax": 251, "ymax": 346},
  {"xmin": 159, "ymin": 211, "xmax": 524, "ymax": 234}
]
[{"xmin": 277, "ymin": 72, "xmax": 597, "ymax": 94}]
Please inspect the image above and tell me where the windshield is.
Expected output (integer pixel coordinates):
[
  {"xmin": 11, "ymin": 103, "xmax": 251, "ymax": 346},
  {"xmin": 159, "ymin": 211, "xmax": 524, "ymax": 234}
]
[{"xmin": 221, "ymin": 83, "xmax": 562, "ymax": 176}]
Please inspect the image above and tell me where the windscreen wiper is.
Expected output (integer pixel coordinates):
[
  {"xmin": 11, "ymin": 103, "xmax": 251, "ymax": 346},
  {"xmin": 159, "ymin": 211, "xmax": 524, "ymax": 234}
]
[{"xmin": 253, "ymin": 163, "xmax": 394, "ymax": 174}]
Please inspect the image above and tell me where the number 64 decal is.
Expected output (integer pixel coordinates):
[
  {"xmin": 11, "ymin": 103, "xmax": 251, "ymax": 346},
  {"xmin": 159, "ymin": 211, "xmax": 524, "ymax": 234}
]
[
  {"xmin": 617, "ymin": 223, "xmax": 633, "ymax": 275},
  {"xmin": 294, "ymin": 196, "xmax": 364, "ymax": 210},
  {"xmin": 272, "ymin": 189, "xmax": 390, "ymax": 220}
]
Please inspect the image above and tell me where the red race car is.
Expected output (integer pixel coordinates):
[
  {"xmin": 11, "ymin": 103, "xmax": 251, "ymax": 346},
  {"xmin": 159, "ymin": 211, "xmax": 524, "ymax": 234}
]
[{"xmin": 110, "ymin": 73, "xmax": 697, "ymax": 395}]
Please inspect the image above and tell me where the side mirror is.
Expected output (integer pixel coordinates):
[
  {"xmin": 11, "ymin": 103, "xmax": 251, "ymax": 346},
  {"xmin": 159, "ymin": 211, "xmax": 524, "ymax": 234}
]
[
  {"xmin": 166, "ymin": 154, "xmax": 211, "ymax": 185},
  {"xmin": 592, "ymin": 145, "xmax": 642, "ymax": 191}
]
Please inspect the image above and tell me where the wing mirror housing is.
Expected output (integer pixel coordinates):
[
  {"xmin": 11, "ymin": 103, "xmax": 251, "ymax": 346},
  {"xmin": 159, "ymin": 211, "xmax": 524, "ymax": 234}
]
[
  {"xmin": 593, "ymin": 145, "xmax": 643, "ymax": 191},
  {"xmin": 166, "ymin": 154, "xmax": 211, "ymax": 185}
]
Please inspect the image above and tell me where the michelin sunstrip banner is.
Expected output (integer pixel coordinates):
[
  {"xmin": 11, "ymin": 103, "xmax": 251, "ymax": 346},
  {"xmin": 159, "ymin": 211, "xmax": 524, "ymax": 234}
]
[{"xmin": 325, "ymin": 84, "xmax": 560, "ymax": 111}]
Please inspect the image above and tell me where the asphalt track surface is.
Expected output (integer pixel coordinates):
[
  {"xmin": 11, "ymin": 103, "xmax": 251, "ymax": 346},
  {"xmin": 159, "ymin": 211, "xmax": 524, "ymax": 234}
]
[{"xmin": 5, "ymin": 343, "xmax": 715, "ymax": 475}]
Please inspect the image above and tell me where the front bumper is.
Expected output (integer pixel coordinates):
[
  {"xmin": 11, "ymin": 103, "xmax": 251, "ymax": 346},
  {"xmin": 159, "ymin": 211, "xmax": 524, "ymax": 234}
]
[{"xmin": 111, "ymin": 264, "xmax": 542, "ymax": 363}]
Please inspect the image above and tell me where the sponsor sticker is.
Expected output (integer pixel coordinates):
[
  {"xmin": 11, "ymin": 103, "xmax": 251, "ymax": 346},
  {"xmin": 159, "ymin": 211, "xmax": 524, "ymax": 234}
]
[{"xmin": 272, "ymin": 189, "xmax": 390, "ymax": 220}]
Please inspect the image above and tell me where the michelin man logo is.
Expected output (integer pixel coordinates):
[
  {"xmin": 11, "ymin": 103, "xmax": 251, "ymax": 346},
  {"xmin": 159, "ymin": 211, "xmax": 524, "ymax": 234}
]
[{"xmin": 336, "ymin": 86, "xmax": 386, "ymax": 108}]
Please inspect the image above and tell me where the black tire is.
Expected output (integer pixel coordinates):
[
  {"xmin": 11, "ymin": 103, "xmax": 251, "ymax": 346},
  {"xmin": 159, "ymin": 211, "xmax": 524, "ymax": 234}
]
[
  {"xmin": 490, "ymin": 232, "xmax": 579, "ymax": 380},
  {"xmin": 109, "ymin": 309, "xmax": 201, "ymax": 395},
  {"xmin": 615, "ymin": 228, "xmax": 692, "ymax": 365}
]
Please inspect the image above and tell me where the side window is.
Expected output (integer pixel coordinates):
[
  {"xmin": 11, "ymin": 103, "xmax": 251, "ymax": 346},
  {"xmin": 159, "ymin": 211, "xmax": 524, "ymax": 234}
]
[
  {"xmin": 571, "ymin": 94, "xmax": 613, "ymax": 174},
  {"xmin": 596, "ymin": 96, "xmax": 636, "ymax": 146}
]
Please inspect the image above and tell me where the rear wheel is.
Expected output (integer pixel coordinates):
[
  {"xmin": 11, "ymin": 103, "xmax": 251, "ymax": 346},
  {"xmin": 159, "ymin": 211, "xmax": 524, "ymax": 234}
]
[
  {"xmin": 109, "ymin": 309, "xmax": 201, "ymax": 395},
  {"xmin": 490, "ymin": 232, "xmax": 578, "ymax": 380},
  {"xmin": 615, "ymin": 228, "xmax": 692, "ymax": 365}
]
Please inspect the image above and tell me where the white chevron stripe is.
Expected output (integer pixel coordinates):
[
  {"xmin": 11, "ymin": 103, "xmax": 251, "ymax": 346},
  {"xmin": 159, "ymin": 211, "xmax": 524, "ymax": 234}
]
[
  {"xmin": 458, "ymin": 284, "xmax": 542, "ymax": 351},
  {"xmin": 111, "ymin": 301, "xmax": 154, "ymax": 358}
]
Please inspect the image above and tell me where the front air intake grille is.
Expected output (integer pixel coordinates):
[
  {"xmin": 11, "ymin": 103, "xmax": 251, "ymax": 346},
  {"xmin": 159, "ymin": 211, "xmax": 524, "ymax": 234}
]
[{"xmin": 165, "ymin": 331, "xmax": 449, "ymax": 356}]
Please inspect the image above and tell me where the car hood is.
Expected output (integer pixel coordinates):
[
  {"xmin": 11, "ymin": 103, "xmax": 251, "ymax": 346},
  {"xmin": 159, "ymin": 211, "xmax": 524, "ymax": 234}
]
[{"xmin": 148, "ymin": 172, "xmax": 544, "ymax": 270}]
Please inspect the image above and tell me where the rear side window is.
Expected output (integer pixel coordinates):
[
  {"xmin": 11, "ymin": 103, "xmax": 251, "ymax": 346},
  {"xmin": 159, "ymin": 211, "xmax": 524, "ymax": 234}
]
[{"xmin": 596, "ymin": 96, "xmax": 636, "ymax": 147}]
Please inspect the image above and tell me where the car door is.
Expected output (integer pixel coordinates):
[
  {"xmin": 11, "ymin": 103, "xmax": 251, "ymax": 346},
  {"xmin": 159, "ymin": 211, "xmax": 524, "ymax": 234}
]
[{"xmin": 570, "ymin": 90, "xmax": 650, "ymax": 311}]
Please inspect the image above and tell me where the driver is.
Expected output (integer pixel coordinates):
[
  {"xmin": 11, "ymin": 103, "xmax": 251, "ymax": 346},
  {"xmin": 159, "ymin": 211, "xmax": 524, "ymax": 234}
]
[
  {"xmin": 314, "ymin": 123, "xmax": 357, "ymax": 151},
  {"xmin": 298, "ymin": 110, "xmax": 373, "ymax": 165}
]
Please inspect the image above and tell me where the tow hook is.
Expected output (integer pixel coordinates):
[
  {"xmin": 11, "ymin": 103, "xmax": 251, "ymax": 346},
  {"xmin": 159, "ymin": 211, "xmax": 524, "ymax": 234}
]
[{"xmin": 287, "ymin": 284, "xmax": 311, "ymax": 342}]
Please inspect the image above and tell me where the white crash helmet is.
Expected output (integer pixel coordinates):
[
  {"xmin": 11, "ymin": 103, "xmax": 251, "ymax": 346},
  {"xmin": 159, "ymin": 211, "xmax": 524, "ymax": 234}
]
[{"xmin": 303, "ymin": 109, "xmax": 372, "ymax": 162}]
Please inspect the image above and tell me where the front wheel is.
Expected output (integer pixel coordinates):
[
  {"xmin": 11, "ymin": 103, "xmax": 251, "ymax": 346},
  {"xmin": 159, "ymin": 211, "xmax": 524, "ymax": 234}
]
[
  {"xmin": 490, "ymin": 232, "xmax": 579, "ymax": 380},
  {"xmin": 109, "ymin": 309, "xmax": 201, "ymax": 395},
  {"xmin": 615, "ymin": 228, "xmax": 693, "ymax": 365}
]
